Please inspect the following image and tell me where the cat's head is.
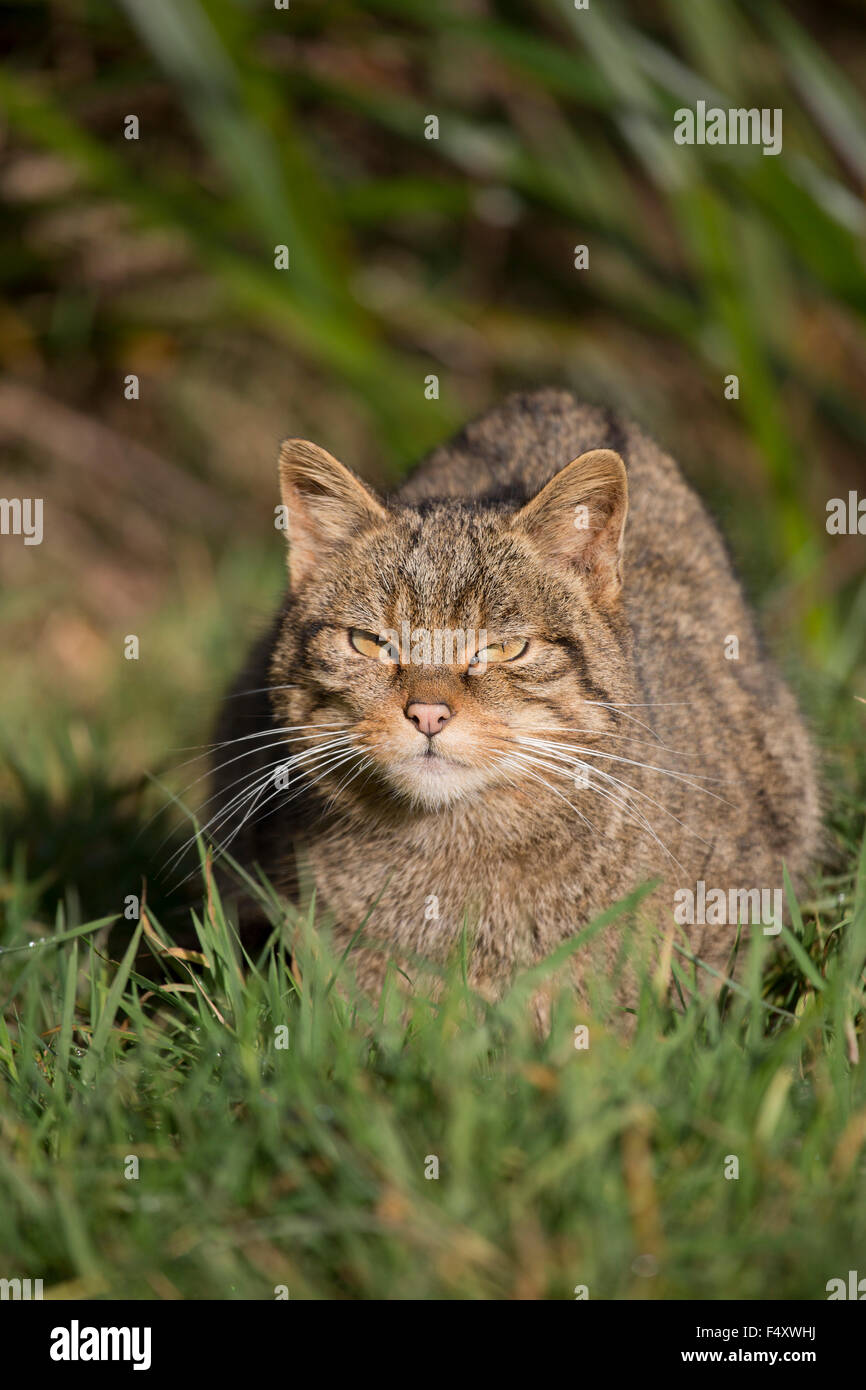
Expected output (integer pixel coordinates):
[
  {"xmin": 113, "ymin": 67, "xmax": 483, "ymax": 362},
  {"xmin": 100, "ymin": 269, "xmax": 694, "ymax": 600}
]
[{"xmin": 269, "ymin": 439, "xmax": 632, "ymax": 811}]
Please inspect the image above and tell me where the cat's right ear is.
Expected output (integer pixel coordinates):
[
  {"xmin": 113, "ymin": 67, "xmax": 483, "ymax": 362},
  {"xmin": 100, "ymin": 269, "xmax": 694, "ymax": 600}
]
[
  {"xmin": 277, "ymin": 440, "xmax": 388, "ymax": 588},
  {"xmin": 511, "ymin": 448, "xmax": 628, "ymax": 603}
]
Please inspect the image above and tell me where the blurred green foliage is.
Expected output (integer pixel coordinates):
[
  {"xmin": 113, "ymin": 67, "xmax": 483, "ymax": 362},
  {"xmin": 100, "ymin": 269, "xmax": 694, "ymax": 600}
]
[{"xmin": 1, "ymin": 0, "xmax": 864, "ymax": 563}]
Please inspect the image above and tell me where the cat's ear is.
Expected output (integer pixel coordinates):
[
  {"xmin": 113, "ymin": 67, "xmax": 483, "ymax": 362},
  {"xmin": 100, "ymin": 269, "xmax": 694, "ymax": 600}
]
[
  {"xmin": 277, "ymin": 440, "xmax": 387, "ymax": 587},
  {"xmin": 511, "ymin": 449, "xmax": 628, "ymax": 602}
]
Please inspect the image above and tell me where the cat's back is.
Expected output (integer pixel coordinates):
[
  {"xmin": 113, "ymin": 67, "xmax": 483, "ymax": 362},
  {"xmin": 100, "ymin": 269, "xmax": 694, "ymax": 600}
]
[{"xmin": 399, "ymin": 387, "xmax": 735, "ymax": 608}]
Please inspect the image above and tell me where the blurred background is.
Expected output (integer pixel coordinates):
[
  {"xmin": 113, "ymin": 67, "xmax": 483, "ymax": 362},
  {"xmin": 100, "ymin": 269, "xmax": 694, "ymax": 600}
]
[{"xmin": 0, "ymin": 0, "xmax": 864, "ymax": 928}]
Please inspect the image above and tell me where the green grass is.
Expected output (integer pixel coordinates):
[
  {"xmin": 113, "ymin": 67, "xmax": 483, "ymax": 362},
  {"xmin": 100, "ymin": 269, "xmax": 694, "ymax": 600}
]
[
  {"xmin": 1, "ymin": 552, "xmax": 863, "ymax": 1300},
  {"xmin": 1, "ymin": 800, "xmax": 865, "ymax": 1300}
]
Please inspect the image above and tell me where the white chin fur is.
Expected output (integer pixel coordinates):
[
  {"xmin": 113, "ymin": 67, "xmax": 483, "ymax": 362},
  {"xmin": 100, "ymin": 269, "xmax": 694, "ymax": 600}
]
[{"xmin": 387, "ymin": 760, "xmax": 487, "ymax": 810}]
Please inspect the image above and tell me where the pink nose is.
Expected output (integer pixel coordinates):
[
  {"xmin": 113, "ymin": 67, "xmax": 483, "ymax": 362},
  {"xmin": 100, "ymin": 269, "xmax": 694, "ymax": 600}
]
[{"xmin": 405, "ymin": 702, "xmax": 452, "ymax": 737}]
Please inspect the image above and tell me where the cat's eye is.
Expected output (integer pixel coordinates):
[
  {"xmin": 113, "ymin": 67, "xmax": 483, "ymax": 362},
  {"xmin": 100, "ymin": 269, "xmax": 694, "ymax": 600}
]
[
  {"xmin": 349, "ymin": 628, "xmax": 398, "ymax": 663},
  {"xmin": 469, "ymin": 639, "xmax": 528, "ymax": 670}
]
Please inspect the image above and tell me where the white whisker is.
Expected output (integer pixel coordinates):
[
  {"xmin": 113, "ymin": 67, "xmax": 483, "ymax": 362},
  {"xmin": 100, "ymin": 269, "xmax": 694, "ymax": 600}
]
[
  {"xmin": 164, "ymin": 736, "xmax": 359, "ymax": 875},
  {"xmin": 496, "ymin": 751, "xmax": 595, "ymax": 831},
  {"xmin": 519, "ymin": 723, "xmax": 695, "ymax": 756},
  {"xmin": 510, "ymin": 743, "xmax": 703, "ymax": 857},
  {"xmin": 504, "ymin": 746, "xmax": 683, "ymax": 869},
  {"xmin": 514, "ymin": 735, "xmax": 733, "ymax": 800}
]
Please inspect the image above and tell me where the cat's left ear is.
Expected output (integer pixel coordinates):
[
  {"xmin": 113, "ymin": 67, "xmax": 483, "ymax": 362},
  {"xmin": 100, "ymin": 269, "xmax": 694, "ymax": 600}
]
[
  {"xmin": 278, "ymin": 439, "xmax": 388, "ymax": 588},
  {"xmin": 511, "ymin": 449, "xmax": 628, "ymax": 603}
]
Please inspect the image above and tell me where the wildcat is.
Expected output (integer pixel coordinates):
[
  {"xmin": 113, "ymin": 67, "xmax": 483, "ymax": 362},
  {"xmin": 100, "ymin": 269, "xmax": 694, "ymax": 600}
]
[{"xmin": 211, "ymin": 390, "xmax": 820, "ymax": 1021}]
